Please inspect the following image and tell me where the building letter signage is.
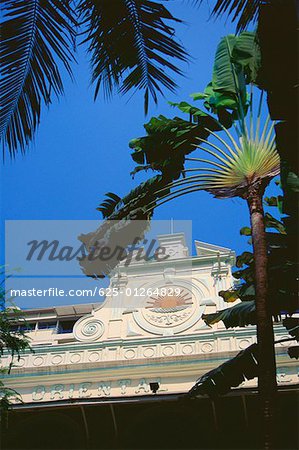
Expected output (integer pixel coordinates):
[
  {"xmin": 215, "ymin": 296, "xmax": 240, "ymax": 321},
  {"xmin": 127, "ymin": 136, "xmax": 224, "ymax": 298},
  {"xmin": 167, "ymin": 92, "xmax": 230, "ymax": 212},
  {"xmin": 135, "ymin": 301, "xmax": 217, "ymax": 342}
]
[
  {"xmin": 30, "ymin": 378, "xmax": 167, "ymax": 402},
  {"xmin": 32, "ymin": 385, "xmax": 46, "ymax": 401}
]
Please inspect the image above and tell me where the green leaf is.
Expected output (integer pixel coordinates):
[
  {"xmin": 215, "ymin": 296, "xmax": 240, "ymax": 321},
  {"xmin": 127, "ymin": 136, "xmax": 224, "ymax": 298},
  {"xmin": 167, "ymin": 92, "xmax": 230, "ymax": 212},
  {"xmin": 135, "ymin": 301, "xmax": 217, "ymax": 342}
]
[
  {"xmin": 236, "ymin": 251, "xmax": 254, "ymax": 268},
  {"xmin": 238, "ymin": 283, "xmax": 255, "ymax": 301},
  {"xmin": 190, "ymin": 92, "xmax": 207, "ymax": 101},
  {"xmin": 199, "ymin": 33, "xmax": 260, "ymax": 118},
  {"xmin": 197, "ymin": 82, "xmax": 240, "ymax": 116},
  {"xmin": 218, "ymin": 290, "xmax": 240, "ymax": 303},
  {"xmin": 131, "ymin": 148, "xmax": 146, "ymax": 165},
  {"xmin": 130, "ymin": 165, "xmax": 153, "ymax": 178},
  {"xmin": 189, "ymin": 343, "xmax": 258, "ymax": 397},
  {"xmin": 265, "ymin": 196, "xmax": 284, "ymax": 213},
  {"xmin": 264, "ymin": 196, "xmax": 279, "ymax": 207},
  {"xmin": 169, "ymin": 101, "xmax": 209, "ymax": 117},
  {"xmin": 231, "ymin": 31, "xmax": 261, "ymax": 83},
  {"xmin": 212, "ymin": 34, "xmax": 247, "ymax": 113},
  {"xmin": 286, "ymin": 171, "xmax": 299, "ymax": 193},
  {"xmin": 264, "ymin": 213, "xmax": 286, "ymax": 234},
  {"xmin": 213, "ymin": 35, "xmax": 238, "ymax": 93},
  {"xmin": 0, "ymin": 277, "xmax": 32, "ymax": 378},
  {"xmin": 129, "ymin": 113, "xmax": 222, "ymax": 179},
  {"xmin": 202, "ymin": 301, "xmax": 256, "ymax": 328},
  {"xmin": 240, "ymin": 226, "xmax": 251, "ymax": 236},
  {"xmin": 233, "ymin": 266, "xmax": 254, "ymax": 283}
]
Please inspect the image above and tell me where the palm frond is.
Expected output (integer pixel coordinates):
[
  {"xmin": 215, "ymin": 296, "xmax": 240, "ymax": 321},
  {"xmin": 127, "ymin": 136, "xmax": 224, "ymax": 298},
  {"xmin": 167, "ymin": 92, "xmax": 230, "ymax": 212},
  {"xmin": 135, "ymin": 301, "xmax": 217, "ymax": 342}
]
[
  {"xmin": 97, "ymin": 192, "xmax": 122, "ymax": 218},
  {"xmin": 211, "ymin": 0, "xmax": 260, "ymax": 32},
  {"xmin": 78, "ymin": 0, "xmax": 188, "ymax": 114},
  {"xmin": 191, "ymin": 113, "xmax": 280, "ymax": 197},
  {"xmin": 0, "ymin": 0, "xmax": 76, "ymax": 157}
]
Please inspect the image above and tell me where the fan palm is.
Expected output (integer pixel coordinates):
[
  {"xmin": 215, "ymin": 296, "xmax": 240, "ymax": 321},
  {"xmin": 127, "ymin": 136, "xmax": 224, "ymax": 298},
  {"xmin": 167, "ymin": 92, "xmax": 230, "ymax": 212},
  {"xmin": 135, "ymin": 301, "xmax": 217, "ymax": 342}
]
[
  {"xmin": 84, "ymin": 94, "xmax": 279, "ymax": 447},
  {"xmin": 151, "ymin": 101, "xmax": 279, "ymax": 400}
]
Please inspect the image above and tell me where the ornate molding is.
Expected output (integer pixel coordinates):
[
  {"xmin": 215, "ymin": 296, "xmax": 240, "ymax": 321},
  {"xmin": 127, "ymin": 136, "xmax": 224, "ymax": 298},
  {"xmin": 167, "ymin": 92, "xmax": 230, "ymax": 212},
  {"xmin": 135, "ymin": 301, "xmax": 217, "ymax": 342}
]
[{"xmin": 73, "ymin": 316, "xmax": 105, "ymax": 342}]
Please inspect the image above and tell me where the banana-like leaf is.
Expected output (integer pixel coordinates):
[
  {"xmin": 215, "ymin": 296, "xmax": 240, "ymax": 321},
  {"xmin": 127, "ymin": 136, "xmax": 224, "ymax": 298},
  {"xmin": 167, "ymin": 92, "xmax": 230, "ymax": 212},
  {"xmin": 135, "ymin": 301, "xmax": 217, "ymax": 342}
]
[
  {"xmin": 78, "ymin": 216, "xmax": 151, "ymax": 278},
  {"xmin": 189, "ymin": 343, "xmax": 258, "ymax": 397},
  {"xmin": 191, "ymin": 82, "xmax": 241, "ymax": 117},
  {"xmin": 212, "ymin": 34, "xmax": 247, "ymax": 111},
  {"xmin": 170, "ymin": 100, "xmax": 234, "ymax": 128},
  {"xmin": 130, "ymin": 114, "xmax": 220, "ymax": 179},
  {"xmin": 231, "ymin": 31, "xmax": 261, "ymax": 83},
  {"xmin": 169, "ymin": 101, "xmax": 211, "ymax": 118},
  {"xmin": 237, "ymin": 283, "xmax": 255, "ymax": 301},
  {"xmin": 78, "ymin": 0, "xmax": 188, "ymax": 114},
  {"xmin": 213, "ymin": 35, "xmax": 238, "ymax": 94},
  {"xmin": 193, "ymin": 32, "xmax": 259, "ymax": 117},
  {"xmin": 202, "ymin": 300, "xmax": 256, "ymax": 328},
  {"xmin": 0, "ymin": 0, "xmax": 76, "ymax": 157}
]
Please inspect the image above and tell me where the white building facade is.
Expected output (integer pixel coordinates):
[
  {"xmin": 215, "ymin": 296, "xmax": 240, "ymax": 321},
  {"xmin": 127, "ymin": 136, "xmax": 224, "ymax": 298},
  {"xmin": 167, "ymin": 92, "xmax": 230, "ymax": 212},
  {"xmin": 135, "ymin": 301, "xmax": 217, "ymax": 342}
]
[{"xmin": 2, "ymin": 233, "xmax": 297, "ymax": 407}]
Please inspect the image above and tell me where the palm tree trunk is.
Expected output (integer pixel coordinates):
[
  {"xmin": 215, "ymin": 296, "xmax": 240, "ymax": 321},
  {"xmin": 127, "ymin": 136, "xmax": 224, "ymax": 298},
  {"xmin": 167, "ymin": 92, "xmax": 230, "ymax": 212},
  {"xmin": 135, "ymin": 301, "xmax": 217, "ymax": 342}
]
[{"xmin": 246, "ymin": 182, "xmax": 277, "ymax": 450}]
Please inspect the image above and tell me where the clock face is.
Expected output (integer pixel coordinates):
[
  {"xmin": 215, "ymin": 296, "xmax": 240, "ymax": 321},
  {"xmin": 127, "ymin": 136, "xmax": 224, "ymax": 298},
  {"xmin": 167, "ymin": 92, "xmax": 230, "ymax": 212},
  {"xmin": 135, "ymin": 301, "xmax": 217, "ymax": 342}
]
[{"xmin": 142, "ymin": 286, "xmax": 195, "ymax": 328}]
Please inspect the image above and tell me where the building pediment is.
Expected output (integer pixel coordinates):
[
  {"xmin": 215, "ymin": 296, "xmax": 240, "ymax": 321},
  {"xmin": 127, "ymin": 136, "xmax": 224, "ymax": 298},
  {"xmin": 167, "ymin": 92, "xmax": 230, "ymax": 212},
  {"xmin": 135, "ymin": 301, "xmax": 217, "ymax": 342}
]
[{"xmin": 194, "ymin": 240, "xmax": 232, "ymax": 257}]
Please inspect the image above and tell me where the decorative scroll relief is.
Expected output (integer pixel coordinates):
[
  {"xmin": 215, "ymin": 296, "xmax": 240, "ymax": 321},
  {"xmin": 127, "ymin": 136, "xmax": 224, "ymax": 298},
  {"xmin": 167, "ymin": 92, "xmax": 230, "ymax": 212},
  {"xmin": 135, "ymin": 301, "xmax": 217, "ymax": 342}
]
[
  {"xmin": 73, "ymin": 316, "xmax": 105, "ymax": 342},
  {"xmin": 133, "ymin": 283, "xmax": 206, "ymax": 335}
]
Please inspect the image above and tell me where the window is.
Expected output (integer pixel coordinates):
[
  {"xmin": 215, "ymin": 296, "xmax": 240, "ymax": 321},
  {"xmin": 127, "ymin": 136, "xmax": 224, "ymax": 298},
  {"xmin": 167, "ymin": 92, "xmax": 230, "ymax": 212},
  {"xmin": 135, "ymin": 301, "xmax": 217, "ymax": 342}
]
[
  {"xmin": 38, "ymin": 321, "xmax": 57, "ymax": 330},
  {"xmin": 57, "ymin": 320, "xmax": 76, "ymax": 334},
  {"xmin": 19, "ymin": 322, "xmax": 36, "ymax": 332},
  {"xmin": 10, "ymin": 322, "xmax": 36, "ymax": 332}
]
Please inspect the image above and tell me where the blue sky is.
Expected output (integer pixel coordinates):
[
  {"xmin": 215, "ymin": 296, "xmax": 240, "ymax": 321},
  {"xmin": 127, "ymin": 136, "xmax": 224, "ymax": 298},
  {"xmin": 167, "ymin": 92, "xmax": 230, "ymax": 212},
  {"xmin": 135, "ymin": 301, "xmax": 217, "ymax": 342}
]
[{"xmin": 1, "ymin": 2, "xmax": 279, "ymax": 308}]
